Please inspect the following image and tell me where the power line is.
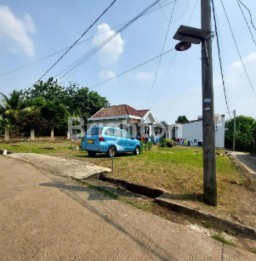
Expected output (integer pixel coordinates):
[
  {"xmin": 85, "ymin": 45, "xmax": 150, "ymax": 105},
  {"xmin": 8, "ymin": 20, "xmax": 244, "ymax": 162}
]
[
  {"xmin": 0, "ymin": 49, "xmax": 64, "ymax": 78},
  {"xmin": 150, "ymin": 52, "xmax": 177, "ymax": 109},
  {"xmin": 147, "ymin": 0, "xmax": 177, "ymax": 108},
  {"xmin": 236, "ymin": 0, "xmax": 256, "ymax": 46},
  {"xmin": 57, "ymin": 0, "xmax": 163, "ymax": 82},
  {"xmin": 211, "ymin": 0, "xmax": 231, "ymax": 118},
  {"xmin": 36, "ymin": 0, "xmax": 118, "ymax": 82},
  {"xmin": 90, "ymin": 48, "xmax": 175, "ymax": 89},
  {"xmin": 237, "ymin": 0, "xmax": 256, "ymax": 33},
  {"xmin": 150, "ymin": 0, "xmax": 200, "ymax": 110},
  {"xmin": 219, "ymin": 0, "xmax": 256, "ymax": 101},
  {"xmin": 159, "ymin": 0, "xmax": 189, "ymax": 23},
  {"xmin": 59, "ymin": 0, "xmax": 164, "ymax": 81},
  {"xmin": 187, "ymin": 0, "xmax": 199, "ymax": 24},
  {"xmin": 0, "ymin": 1, "xmax": 170, "ymax": 79}
]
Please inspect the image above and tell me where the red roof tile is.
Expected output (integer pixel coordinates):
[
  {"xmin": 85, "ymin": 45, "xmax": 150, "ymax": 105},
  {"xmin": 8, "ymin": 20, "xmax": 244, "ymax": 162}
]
[
  {"xmin": 91, "ymin": 104, "xmax": 147, "ymax": 118},
  {"xmin": 137, "ymin": 110, "xmax": 149, "ymax": 117}
]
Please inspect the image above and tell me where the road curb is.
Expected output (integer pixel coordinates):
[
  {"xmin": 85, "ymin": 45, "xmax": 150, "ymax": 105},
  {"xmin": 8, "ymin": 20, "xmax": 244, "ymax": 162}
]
[
  {"xmin": 98, "ymin": 173, "xmax": 256, "ymax": 240},
  {"xmin": 155, "ymin": 195, "xmax": 256, "ymax": 240}
]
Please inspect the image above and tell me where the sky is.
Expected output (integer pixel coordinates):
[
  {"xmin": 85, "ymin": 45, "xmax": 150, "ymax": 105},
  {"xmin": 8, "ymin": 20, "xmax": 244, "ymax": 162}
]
[{"xmin": 0, "ymin": 0, "xmax": 256, "ymax": 124}]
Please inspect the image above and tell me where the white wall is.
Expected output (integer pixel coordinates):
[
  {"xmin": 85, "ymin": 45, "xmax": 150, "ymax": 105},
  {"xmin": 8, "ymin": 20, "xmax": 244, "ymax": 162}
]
[
  {"xmin": 215, "ymin": 115, "xmax": 225, "ymax": 148},
  {"xmin": 180, "ymin": 115, "xmax": 225, "ymax": 148},
  {"xmin": 182, "ymin": 121, "xmax": 202, "ymax": 145},
  {"xmin": 144, "ymin": 114, "xmax": 154, "ymax": 124}
]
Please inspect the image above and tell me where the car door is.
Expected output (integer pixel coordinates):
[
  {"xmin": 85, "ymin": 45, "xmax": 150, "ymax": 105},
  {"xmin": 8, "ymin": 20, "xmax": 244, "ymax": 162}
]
[
  {"xmin": 121, "ymin": 129, "xmax": 135, "ymax": 152},
  {"xmin": 112, "ymin": 128, "xmax": 126, "ymax": 152}
]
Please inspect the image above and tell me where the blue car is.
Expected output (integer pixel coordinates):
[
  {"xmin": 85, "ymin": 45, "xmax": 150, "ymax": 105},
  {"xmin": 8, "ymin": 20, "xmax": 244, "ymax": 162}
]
[{"xmin": 81, "ymin": 126, "xmax": 141, "ymax": 157}]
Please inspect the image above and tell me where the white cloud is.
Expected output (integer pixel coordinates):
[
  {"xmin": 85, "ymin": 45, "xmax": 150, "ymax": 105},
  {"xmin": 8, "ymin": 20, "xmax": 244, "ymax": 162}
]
[
  {"xmin": 232, "ymin": 52, "xmax": 256, "ymax": 68},
  {"xmin": 0, "ymin": 5, "xmax": 36, "ymax": 57},
  {"xmin": 136, "ymin": 72, "xmax": 153, "ymax": 80},
  {"xmin": 213, "ymin": 52, "xmax": 256, "ymax": 118},
  {"xmin": 99, "ymin": 70, "xmax": 116, "ymax": 80},
  {"xmin": 93, "ymin": 23, "xmax": 124, "ymax": 66}
]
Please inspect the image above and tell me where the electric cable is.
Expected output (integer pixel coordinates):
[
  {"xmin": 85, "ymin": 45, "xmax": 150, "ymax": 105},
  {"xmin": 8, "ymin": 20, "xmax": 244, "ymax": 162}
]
[
  {"xmin": 211, "ymin": 0, "xmax": 231, "ymax": 118},
  {"xmin": 146, "ymin": 0, "xmax": 177, "ymax": 108},
  {"xmin": 236, "ymin": 0, "xmax": 256, "ymax": 46},
  {"xmin": 90, "ymin": 48, "xmax": 175, "ymax": 90},
  {"xmin": 0, "ymin": 0, "xmax": 171, "ymax": 79},
  {"xmin": 0, "ymin": 48, "xmax": 65, "ymax": 78},
  {"xmin": 150, "ymin": 52, "xmax": 177, "ymax": 109},
  {"xmin": 159, "ymin": 0, "xmax": 189, "ymax": 23},
  {"xmin": 36, "ymin": 0, "xmax": 118, "ymax": 82},
  {"xmin": 237, "ymin": 0, "xmax": 256, "ymax": 33},
  {"xmin": 187, "ymin": 0, "xmax": 199, "ymax": 24},
  {"xmin": 150, "ymin": 0, "xmax": 199, "ymax": 110},
  {"xmin": 173, "ymin": 0, "xmax": 190, "ymax": 23},
  {"xmin": 57, "ymin": 0, "xmax": 163, "ymax": 82},
  {"xmin": 219, "ymin": 0, "xmax": 256, "ymax": 101}
]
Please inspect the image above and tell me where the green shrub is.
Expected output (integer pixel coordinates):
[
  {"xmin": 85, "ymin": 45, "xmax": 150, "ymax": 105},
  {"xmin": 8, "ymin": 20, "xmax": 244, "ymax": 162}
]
[
  {"xmin": 141, "ymin": 140, "xmax": 153, "ymax": 151},
  {"xmin": 166, "ymin": 139, "xmax": 175, "ymax": 147},
  {"xmin": 160, "ymin": 138, "xmax": 167, "ymax": 147},
  {"xmin": 160, "ymin": 138, "xmax": 175, "ymax": 148}
]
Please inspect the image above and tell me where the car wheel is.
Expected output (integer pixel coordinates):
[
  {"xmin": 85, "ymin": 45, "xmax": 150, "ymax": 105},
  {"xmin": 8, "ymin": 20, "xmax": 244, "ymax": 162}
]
[
  {"xmin": 107, "ymin": 146, "xmax": 116, "ymax": 158},
  {"xmin": 134, "ymin": 146, "xmax": 140, "ymax": 155},
  {"xmin": 88, "ymin": 151, "xmax": 96, "ymax": 157}
]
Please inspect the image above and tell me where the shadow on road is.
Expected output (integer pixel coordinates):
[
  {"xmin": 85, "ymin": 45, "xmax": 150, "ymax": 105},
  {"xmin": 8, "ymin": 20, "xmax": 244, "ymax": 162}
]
[
  {"xmin": 39, "ymin": 178, "xmax": 172, "ymax": 260},
  {"xmin": 40, "ymin": 181, "xmax": 115, "ymax": 201}
]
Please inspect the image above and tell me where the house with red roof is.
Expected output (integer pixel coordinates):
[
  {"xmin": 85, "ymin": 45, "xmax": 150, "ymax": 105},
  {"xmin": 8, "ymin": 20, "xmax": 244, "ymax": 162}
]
[{"xmin": 88, "ymin": 104, "xmax": 160, "ymax": 139}]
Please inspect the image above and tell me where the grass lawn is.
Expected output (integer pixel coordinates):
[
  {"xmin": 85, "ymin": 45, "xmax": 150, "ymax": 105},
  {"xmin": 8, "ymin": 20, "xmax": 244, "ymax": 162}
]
[{"xmin": 0, "ymin": 140, "xmax": 247, "ymax": 213}]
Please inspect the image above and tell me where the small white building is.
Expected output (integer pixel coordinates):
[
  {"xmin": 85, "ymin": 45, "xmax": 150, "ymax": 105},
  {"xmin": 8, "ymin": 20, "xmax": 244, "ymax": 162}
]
[{"xmin": 166, "ymin": 115, "xmax": 225, "ymax": 148}]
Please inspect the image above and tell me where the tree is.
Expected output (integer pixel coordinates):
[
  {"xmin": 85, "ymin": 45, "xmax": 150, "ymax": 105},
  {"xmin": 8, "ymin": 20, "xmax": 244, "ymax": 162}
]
[
  {"xmin": 24, "ymin": 77, "xmax": 67, "ymax": 103},
  {"xmin": 176, "ymin": 115, "xmax": 189, "ymax": 124},
  {"xmin": 0, "ymin": 90, "xmax": 44, "ymax": 138},
  {"xmin": 225, "ymin": 115, "xmax": 256, "ymax": 152},
  {"xmin": 0, "ymin": 90, "xmax": 24, "ymax": 137},
  {"xmin": 40, "ymin": 101, "xmax": 70, "ymax": 137},
  {"xmin": 65, "ymin": 84, "xmax": 109, "ymax": 123},
  {"xmin": 25, "ymin": 79, "xmax": 109, "ymax": 124}
]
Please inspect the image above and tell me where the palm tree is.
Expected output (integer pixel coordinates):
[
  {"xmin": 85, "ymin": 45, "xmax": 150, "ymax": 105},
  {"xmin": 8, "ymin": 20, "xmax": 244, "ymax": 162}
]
[{"xmin": 0, "ymin": 90, "xmax": 26, "ymax": 140}]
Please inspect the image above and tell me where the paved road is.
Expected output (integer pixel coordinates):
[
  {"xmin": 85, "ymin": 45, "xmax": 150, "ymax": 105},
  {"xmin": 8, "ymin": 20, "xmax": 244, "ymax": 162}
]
[
  {"xmin": 231, "ymin": 152, "xmax": 256, "ymax": 178},
  {"xmin": 0, "ymin": 156, "xmax": 255, "ymax": 261}
]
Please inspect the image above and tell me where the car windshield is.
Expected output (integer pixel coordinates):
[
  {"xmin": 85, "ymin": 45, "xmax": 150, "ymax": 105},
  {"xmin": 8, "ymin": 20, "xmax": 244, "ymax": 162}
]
[{"xmin": 86, "ymin": 127, "xmax": 102, "ymax": 136}]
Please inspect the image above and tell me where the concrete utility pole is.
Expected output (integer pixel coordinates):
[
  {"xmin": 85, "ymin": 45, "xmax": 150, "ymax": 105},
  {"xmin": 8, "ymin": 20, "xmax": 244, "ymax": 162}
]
[
  {"xmin": 233, "ymin": 109, "xmax": 236, "ymax": 151},
  {"xmin": 173, "ymin": 0, "xmax": 217, "ymax": 206},
  {"xmin": 201, "ymin": 0, "xmax": 217, "ymax": 206}
]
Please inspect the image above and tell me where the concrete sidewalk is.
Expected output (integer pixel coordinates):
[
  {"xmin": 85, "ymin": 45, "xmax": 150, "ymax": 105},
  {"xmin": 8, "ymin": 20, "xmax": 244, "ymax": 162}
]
[
  {"xmin": 0, "ymin": 156, "xmax": 255, "ymax": 261},
  {"xmin": 9, "ymin": 153, "xmax": 111, "ymax": 179}
]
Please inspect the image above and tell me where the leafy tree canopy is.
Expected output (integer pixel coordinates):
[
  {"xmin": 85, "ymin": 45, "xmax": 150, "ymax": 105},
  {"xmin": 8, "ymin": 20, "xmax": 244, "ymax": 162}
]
[
  {"xmin": 225, "ymin": 115, "xmax": 256, "ymax": 152},
  {"xmin": 1, "ymin": 78, "xmax": 109, "ymax": 136},
  {"xmin": 176, "ymin": 115, "xmax": 189, "ymax": 124}
]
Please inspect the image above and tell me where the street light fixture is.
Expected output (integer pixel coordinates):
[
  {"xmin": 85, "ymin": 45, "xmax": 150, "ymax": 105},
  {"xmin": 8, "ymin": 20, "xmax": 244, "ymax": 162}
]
[
  {"xmin": 173, "ymin": 25, "xmax": 210, "ymax": 45},
  {"xmin": 175, "ymin": 41, "xmax": 191, "ymax": 52}
]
